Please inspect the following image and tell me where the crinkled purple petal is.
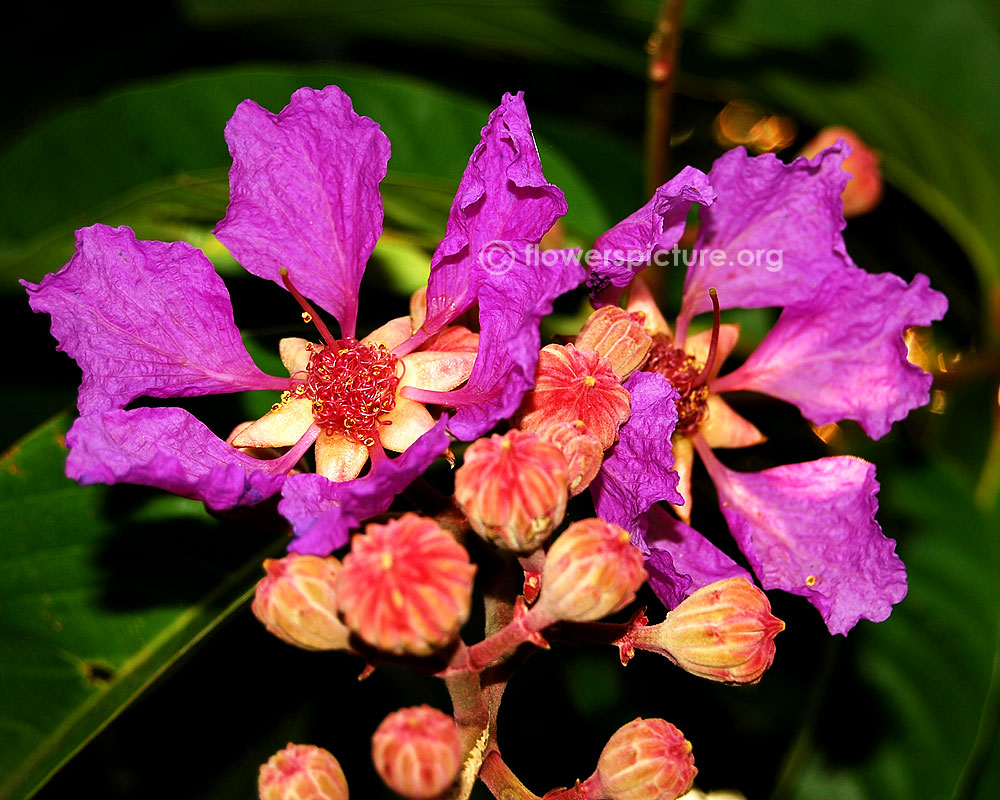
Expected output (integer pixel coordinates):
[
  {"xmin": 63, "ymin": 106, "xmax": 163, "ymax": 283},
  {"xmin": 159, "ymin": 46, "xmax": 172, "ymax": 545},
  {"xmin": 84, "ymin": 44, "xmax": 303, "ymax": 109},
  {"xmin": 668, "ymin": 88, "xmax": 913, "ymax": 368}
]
[
  {"xmin": 22, "ymin": 225, "xmax": 276, "ymax": 415},
  {"xmin": 66, "ymin": 408, "xmax": 286, "ymax": 509},
  {"xmin": 423, "ymin": 92, "xmax": 568, "ymax": 334},
  {"xmin": 700, "ymin": 445, "xmax": 907, "ymax": 635},
  {"xmin": 587, "ymin": 166, "xmax": 715, "ymax": 304},
  {"xmin": 214, "ymin": 85, "xmax": 390, "ymax": 338},
  {"xmin": 642, "ymin": 505, "xmax": 753, "ymax": 609},
  {"xmin": 712, "ymin": 269, "xmax": 948, "ymax": 439},
  {"xmin": 590, "ymin": 372, "xmax": 683, "ymax": 536},
  {"xmin": 279, "ymin": 417, "xmax": 451, "ymax": 555},
  {"xmin": 680, "ymin": 144, "xmax": 852, "ymax": 323},
  {"xmin": 422, "ymin": 248, "xmax": 584, "ymax": 441}
]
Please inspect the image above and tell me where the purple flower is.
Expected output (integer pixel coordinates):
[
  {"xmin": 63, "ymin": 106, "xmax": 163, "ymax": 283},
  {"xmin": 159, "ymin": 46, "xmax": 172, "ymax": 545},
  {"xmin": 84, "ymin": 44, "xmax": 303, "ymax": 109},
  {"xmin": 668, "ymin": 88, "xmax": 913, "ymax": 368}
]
[
  {"xmin": 589, "ymin": 144, "xmax": 947, "ymax": 635},
  {"xmin": 24, "ymin": 86, "xmax": 581, "ymax": 554}
]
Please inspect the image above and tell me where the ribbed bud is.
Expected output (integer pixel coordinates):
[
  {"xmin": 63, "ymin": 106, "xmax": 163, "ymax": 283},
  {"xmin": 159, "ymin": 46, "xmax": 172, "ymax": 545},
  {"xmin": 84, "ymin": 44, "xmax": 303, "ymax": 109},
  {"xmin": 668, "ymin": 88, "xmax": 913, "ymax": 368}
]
[
  {"xmin": 800, "ymin": 126, "xmax": 882, "ymax": 217},
  {"xmin": 258, "ymin": 743, "xmax": 349, "ymax": 800},
  {"xmin": 252, "ymin": 555, "xmax": 352, "ymax": 651},
  {"xmin": 538, "ymin": 518, "xmax": 646, "ymax": 622},
  {"xmin": 335, "ymin": 514, "xmax": 476, "ymax": 656},
  {"xmin": 519, "ymin": 343, "xmax": 631, "ymax": 450},
  {"xmin": 455, "ymin": 429, "xmax": 569, "ymax": 553},
  {"xmin": 371, "ymin": 706, "xmax": 462, "ymax": 799},
  {"xmin": 536, "ymin": 420, "xmax": 604, "ymax": 496},
  {"xmin": 575, "ymin": 306, "xmax": 652, "ymax": 380},
  {"xmin": 635, "ymin": 578, "xmax": 784, "ymax": 684},
  {"xmin": 596, "ymin": 718, "xmax": 696, "ymax": 800}
]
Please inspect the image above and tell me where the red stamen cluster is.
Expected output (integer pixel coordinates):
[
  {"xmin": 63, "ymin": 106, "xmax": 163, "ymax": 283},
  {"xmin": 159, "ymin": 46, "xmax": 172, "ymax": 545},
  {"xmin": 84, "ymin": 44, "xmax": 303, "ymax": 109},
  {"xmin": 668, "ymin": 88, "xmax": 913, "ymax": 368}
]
[
  {"xmin": 644, "ymin": 334, "xmax": 709, "ymax": 435},
  {"xmin": 297, "ymin": 339, "xmax": 402, "ymax": 447}
]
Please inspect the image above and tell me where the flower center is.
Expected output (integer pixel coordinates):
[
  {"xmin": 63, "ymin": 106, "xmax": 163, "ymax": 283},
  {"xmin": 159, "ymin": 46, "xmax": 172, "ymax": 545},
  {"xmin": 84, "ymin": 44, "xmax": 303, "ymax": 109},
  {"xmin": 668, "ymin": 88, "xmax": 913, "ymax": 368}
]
[
  {"xmin": 296, "ymin": 339, "xmax": 402, "ymax": 447},
  {"xmin": 645, "ymin": 335, "xmax": 710, "ymax": 436}
]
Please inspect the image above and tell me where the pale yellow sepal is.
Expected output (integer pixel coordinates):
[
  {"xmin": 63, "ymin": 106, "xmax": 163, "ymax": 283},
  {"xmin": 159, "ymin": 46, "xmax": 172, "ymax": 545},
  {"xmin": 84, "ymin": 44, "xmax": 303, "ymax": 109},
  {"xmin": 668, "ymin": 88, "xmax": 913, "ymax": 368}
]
[
  {"xmin": 315, "ymin": 432, "xmax": 369, "ymax": 481},
  {"xmin": 231, "ymin": 397, "xmax": 313, "ymax": 448}
]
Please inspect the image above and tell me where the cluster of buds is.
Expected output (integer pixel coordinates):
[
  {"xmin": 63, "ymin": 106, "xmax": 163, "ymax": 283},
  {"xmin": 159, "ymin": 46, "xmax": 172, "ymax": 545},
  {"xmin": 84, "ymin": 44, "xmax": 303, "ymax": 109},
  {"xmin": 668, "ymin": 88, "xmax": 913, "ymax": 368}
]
[{"xmin": 251, "ymin": 302, "xmax": 788, "ymax": 800}]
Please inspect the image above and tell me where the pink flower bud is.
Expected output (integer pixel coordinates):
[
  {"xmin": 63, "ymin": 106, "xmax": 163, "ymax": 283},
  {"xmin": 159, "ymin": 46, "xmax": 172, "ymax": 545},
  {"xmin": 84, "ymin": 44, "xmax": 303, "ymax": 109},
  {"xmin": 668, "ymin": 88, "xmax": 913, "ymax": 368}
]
[
  {"xmin": 454, "ymin": 429, "xmax": 569, "ymax": 552},
  {"xmin": 575, "ymin": 306, "xmax": 652, "ymax": 380},
  {"xmin": 252, "ymin": 555, "xmax": 352, "ymax": 652},
  {"xmin": 371, "ymin": 705, "xmax": 462, "ymax": 799},
  {"xmin": 596, "ymin": 718, "xmax": 696, "ymax": 800},
  {"xmin": 335, "ymin": 514, "xmax": 476, "ymax": 656},
  {"xmin": 258, "ymin": 743, "xmax": 349, "ymax": 800},
  {"xmin": 519, "ymin": 343, "xmax": 631, "ymax": 450},
  {"xmin": 635, "ymin": 578, "xmax": 785, "ymax": 684},
  {"xmin": 538, "ymin": 519, "xmax": 646, "ymax": 622},
  {"xmin": 800, "ymin": 126, "xmax": 883, "ymax": 217},
  {"xmin": 536, "ymin": 420, "xmax": 604, "ymax": 496}
]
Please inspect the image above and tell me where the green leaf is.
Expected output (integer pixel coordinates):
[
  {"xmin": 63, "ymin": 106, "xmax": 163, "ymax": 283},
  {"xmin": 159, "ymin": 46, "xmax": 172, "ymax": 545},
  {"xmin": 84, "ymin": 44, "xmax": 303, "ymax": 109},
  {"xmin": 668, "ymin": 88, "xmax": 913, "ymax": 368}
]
[
  {"xmin": 0, "ymin": 415, "xmax": 286, "ymax": 800},
  {"xmin": 1, "ymin": 64, "xmax": 611, "ymax": 287}
]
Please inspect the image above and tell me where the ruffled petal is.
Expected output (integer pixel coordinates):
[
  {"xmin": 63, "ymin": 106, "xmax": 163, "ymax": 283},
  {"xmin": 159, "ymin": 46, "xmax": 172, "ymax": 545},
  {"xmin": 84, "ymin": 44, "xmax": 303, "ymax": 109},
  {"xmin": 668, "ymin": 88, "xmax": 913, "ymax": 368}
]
[
  {"xmin": 214, "ymin": 86, "xmax": 390, "ymax": 338},
  {"xmin": 22, "ymin": 225, "xmax": 276, "ymax": 415},
  {"xmin": 590, "ymin": 372, "xmax": 683, "ymax": 537},
  {"xmin": 588, "ymin": 166, "xmax": 715, "ymax": 304},
  {"xmin": 422, "ymin": 247, "xmax": 584, "ymax": 440},
  {"xmin": 698, "ymin": 442, "xmax": 907, "ymax": 635},
  {"xmin": 711, "ymin": 270, "xmax": 948, "ymax": 439},
  {"xmin": 643, "ymin": 505, "xmax": 753, "ymax": 609},
  {"xmin": 279, "ymin": 418, "xmax": 451, "ymax": 555},
  {"xmin": 423, "ymin": 92, "xmax": 568, "ymax": 334},
  {"xmin": 680, "ymin": 145, "xmax": 852, "ymax": 325},
  {"xmin": 66, "ymin": 408, "xmax": 286, "ymax": 509}
]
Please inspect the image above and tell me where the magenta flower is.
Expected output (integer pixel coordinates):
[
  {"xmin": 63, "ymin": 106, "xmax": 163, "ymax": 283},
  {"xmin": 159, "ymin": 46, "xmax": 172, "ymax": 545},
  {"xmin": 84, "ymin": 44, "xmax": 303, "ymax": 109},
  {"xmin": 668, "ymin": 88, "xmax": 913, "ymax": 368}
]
[
  {"xmin": 588, "ymin": 144, "xmax": 947, "ymax": 635},
  {"xmin": 23, "ymin": 86, "xmax": 581, "ymax": 555}
]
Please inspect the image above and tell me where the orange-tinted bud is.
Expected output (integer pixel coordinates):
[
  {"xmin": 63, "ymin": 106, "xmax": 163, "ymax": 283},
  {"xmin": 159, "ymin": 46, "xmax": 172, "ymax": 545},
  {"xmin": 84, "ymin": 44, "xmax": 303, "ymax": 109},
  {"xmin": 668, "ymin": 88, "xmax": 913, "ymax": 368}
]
[
  {"xmin": 335, "ymin": 514, "xmax": 476, "ymax": 656},
  {"xmin": 519, "ymin": 343, "xmax": 631, "ymax": 450},
  {"xmin": 258, "ymin": 743, "xmax": 349, "ymax": 800},
  {"xmin": 596, "ymin": 718, "xmax": 696, "ymax": 800},
  {"xmin": 575, "ymin": 306, "xmax": 652, "ymax": 380},
  {"xmin": 454, "ymin": 429, "xmax": 569, "ymax": 553},
  {"xmin": 371, "ymin": 705, "xmax": 462, "ymax": 799},
  {"xmin": 800, "ymin": 126, "xmax": 883, "ymax": 217},
  {"xmin": 252, "ymin": 555, "xmax": 352, "ymax": 652},
  {"xmin": 536, "ymin": 420, "xmax": 604, "ymax": 496},
  {"xmin": 635, "ymin": 577, "xmax": 785, "ymax": 684},
  {"xmin": 538, "ymin": 518, "xmax": 646, "ymax": 622}
]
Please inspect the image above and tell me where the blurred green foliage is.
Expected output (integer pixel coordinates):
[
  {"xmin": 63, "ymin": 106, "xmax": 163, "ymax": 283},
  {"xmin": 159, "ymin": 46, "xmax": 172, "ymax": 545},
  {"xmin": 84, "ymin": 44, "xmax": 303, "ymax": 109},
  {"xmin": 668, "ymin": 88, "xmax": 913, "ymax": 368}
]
[{"xmin": 1, "ymin": 2, "xmax": 997, "ymax": 799}]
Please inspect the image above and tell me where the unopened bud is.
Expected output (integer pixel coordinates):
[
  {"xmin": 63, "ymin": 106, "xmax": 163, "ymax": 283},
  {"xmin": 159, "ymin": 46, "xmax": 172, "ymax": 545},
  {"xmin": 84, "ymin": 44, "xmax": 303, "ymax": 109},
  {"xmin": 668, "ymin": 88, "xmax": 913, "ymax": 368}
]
[
  {"xmin": 800, "ymin": 126, "xmax": 883, "ymax": 217},
  {"xmin": 455, "ymin": 429, "xmax": 569, "ymax": 553},
  {"xmin": 252, "ymin": 555, "xmax": 352, "ymax": 651},
  {"xmin": 519, "ymin": 343, "xmax": 631, "ymax": 450},
  {"xmin": 576, "ymin": 306, "xmax": 652, "ymax": 380},
  {"xmin": 635, "ymin": 578, "xmax": 784, "ymax": 684},
  {"xmin": 596, "ymin": 718, "xmax": 696, "ymax": 800},
  {"xmin": 372, "ymin": 705, "xmax": 462, "ymax": 799},
  {"xmin": 536, "ymin": 420, "xmax": 604, "ymax": 496},
  {"xmin": 538, "ymin": 518, "xmax": 646, "ymax": 622},
  {"xmin": 336, "ymin": 514, "xmax": 476, "ymax": 656},
  {"xmin": 258, "ymin": 743, "xmax": 349, "ymax": 800}
]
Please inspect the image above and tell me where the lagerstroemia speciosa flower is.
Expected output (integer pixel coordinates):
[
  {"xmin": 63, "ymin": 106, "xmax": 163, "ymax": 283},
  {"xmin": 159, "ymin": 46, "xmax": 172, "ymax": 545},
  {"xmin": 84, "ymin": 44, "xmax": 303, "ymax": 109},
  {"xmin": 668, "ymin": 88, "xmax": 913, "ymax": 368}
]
[
  {"xmin": 587, "ymin": 144, "xmax": 947, "ymax": 635},
  {"xmin": 23, "ymin": 86, "xmax": 582, "ymax": 555}
]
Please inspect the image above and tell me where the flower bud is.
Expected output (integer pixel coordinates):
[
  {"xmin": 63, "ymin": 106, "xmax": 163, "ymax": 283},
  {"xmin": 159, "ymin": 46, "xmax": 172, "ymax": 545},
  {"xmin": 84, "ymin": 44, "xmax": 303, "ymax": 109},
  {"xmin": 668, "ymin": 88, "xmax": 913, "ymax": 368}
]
[
  {"xmin": 575, "ymin": 306, "xmax": 652, "ymax": 380},
  {"xmin": 538, "ymin": 518, "xmax": 646, "ymax": 622},
  {"xmin": 800, "ymin": 126, "xmax": 882, "ymax": 217},
  {"xmin": 635, "ymin": 578, "xmax": 784, "ymax": 684},
  {"xmin": 536, "ymin": 420, "xmax": 604, "ymax": 496},
  {"xmin": 455, "ymin": 429, "xmax": 569, "ymax": 552},
  {"xmin": 258, "ymin": 743, "xmax": 349, "ymax": 800},
  {"xmin": 335, "ymin": 514, "xmax": 476, "ymax": 656},
  {"xmin": 372, "ymin": 706, "xmax": 462, "ymax": 799},
  {"xmin": 596, "ymin": 718, "xmax": 696, "ymax": 800},
  {"xmin": 519, "ymin": 343, "xmax": 631, "ymax": 450},
  {"xmin": 252, "ymin": 555, "xmax": 352, "ymax": 652}
]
